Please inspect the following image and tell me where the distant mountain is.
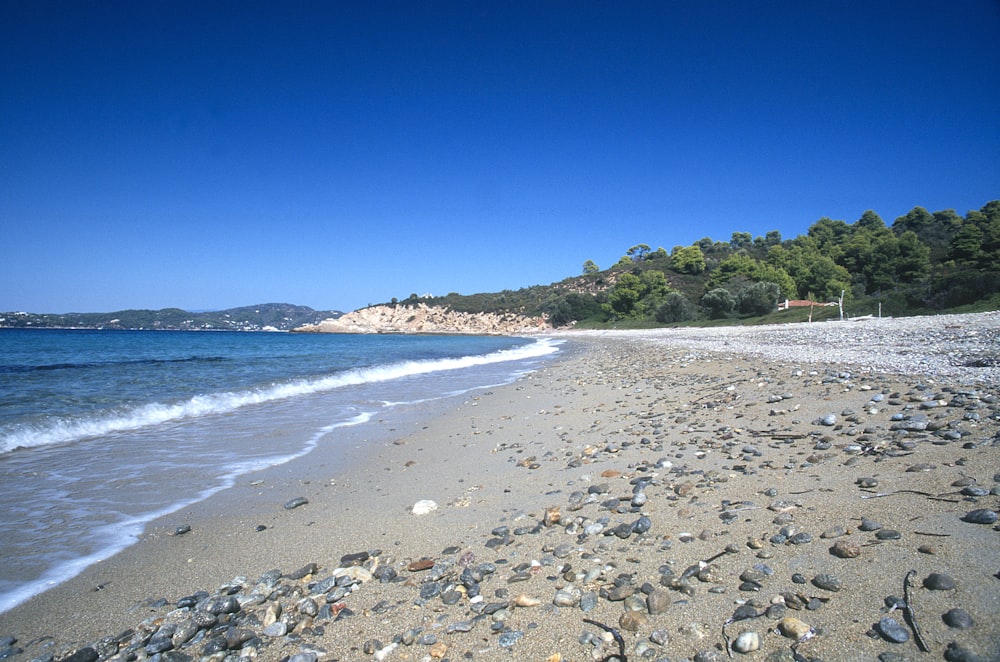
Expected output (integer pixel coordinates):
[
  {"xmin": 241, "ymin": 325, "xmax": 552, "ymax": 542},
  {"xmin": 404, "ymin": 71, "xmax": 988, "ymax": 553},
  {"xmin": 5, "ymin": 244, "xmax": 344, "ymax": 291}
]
[{"xmin": 0, "ymin": 303, "xmax": 343, "ymax": 332}]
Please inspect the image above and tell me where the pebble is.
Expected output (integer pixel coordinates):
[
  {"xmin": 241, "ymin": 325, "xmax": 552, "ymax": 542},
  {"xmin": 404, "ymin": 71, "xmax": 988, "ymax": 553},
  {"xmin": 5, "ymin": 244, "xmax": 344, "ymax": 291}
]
[
  {"xmin": 962, "ymin": 508, "xmax": 998, "ymax": 524},
  {"xmin": 498, "ymin": 630, "xmax": 523, "ymax": 648},
  {"xmin": 553, "ymin": 586, "xmax": 581, "ymax": 607},
  {"xmin": 811, "ymin": 573, "xmax": 842, "ymax": 592},
  {"xmin": 876, "ymin": 616, "xmax": 909, "ymax": 643},
  {"xmin": 924, "ymin": 572, "xmax": 957, "ymax": 590},
  {"xmin": 943, "ymin": 608, "xmax": 975, "ymax": 628},
  {"xmin": 859, "ymin": 517, "xmax": 882, "ymax": 531},
  {"xmin": 411, "ymin": 500, "xmax": 438, "ymax": 515},
  {"xmin": 731, "ymin": 630, "xmax": 760, "ymax": 653},
  {"xmin": 831, "ymin": 540, "xmax": 861, "ymax": 558},
  {"xmin": 283, "ymin": 496, "xmax": 308, "ymax": 510},
  {"xmin": 777, "ymin": 616, "xmax": 812, "ymax": 639},
  {"xmin": 944, "ymin": 641, "xmax": 987, "ymax": 662}
]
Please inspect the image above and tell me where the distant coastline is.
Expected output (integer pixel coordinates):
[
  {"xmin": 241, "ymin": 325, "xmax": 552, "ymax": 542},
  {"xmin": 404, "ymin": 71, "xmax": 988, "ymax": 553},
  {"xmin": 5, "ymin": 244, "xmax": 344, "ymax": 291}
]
[{"xmin": 0, "ymin": 303, "xmax": 342, "ymax": 333}]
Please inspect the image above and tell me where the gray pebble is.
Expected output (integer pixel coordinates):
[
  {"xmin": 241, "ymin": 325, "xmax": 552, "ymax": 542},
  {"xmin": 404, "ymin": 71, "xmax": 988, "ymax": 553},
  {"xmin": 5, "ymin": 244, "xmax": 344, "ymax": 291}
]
[
  {"xmin": 283, "ymin": 496, "xmax": 309, "ymax": 510},
  {"xmin": 877, "ymin": 616, "xmax": 909, "ymax": 643},
  {"xmin": 498, "ymin": 630, "xmax": 523, "ymax": 648},
  {"xmin": 944, "ymin": 641, "xmax": 987, "ymax": 662},
  {"xmin": 811, "ymin": 573, "xmax": 842, "ymax": 591},
  {"xmin": 923, "ymin": 572, "xmax": 956, "ymax": 590},
  {"xmin": 943, "ymin": 608, "xmax": 974, "ymax": 629},
  {"xmin": 962, "ymin": 509, "xmax": 998, "ymax": 524},
  {"xmin": 859, "ymin": 517, "xmax": 882, "ymax": 531}
]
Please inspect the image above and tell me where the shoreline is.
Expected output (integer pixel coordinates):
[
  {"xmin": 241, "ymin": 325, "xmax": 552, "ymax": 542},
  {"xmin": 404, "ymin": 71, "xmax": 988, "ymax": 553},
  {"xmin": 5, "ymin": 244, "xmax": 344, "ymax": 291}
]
[{"xmin": 1, "ymin": 316, "xmax": 998, "ymax": 661}]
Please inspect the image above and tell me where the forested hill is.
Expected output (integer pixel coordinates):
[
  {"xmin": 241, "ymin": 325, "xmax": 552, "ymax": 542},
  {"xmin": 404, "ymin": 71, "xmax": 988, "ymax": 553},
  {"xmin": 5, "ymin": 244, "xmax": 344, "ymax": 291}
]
[
  {"xmin": 0, "ymin": 303, "xmax": 342, "ymax": 331},
  {"xmin": 397, "ymin": 200, "xmax": 1000, "ymax": 326}
]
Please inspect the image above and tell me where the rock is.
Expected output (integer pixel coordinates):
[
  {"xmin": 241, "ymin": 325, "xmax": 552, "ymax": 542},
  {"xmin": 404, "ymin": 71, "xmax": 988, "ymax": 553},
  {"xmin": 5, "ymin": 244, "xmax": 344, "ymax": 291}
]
[
  {"xmin": 646, "ymin": 589, "xmax": 671, "ymax": 615},
  {"xmin": 811, "ymin": 573, "xmax": 842, "ymax": 591},
  {"xmin": 619, "ymin": 610, "xmax": 648, "ymax": 632},
  {"xmin": 498, "ymin": 631, "xmax": 523, "ymax": 648},
  {"xmin": 944, "ymin": 641, "xmax": 987, "ymax": 662},
  {"xmin": 777, "ymin": 617, "xmax": 812, "ymax": 639},
  {"xmin": 407, "ymin": 558, "xmax": 435, "ymax": 571},
  {"xmin": 876, "ymin": 616, "xmax": 909, "ymax": 643},
  {"xmin": 283, "ymin": 496, "xmax": 308, "ymax": 510},
  {"xmin": 924, "ymin": 572, "xmax": 956, "ymax": 590},
  {"xmin": 962, "ymin": 508, "xmax": 998, "ymax": 524},
  {"xmin": 339, "ymin": 551, "xmax": 370, "ymax": 566},
  {"xmin": 831, "ymin": 540, "xmax": 861, "ymax": 558},
  {"xmin": 411, "ymin": 500, "xmax": 438, "ymax": 515},
  {"xmin": 59, "ymin": 648, "xmax": 99, "ymax": 662},
  {"xmin": 294, "ymin": 303, "xmax": 547, "ymax": 335},
  {"xmin": 553, "ymin": 585, "xmax": 581, "ymax": 607},
  {"xmin": 859, "ymin": 517, "xmax": 882, "ymax": 531},
  {"xmin": 732, "ymin": 631, "xmax": 760, "ymax": 653},
  {"xmin": 513, "ymin": 593, "xmax": 540, "ymax": 607},
  {"xmin": 943, "ymin": 608, "xmax": 974, "ymax": 628}
]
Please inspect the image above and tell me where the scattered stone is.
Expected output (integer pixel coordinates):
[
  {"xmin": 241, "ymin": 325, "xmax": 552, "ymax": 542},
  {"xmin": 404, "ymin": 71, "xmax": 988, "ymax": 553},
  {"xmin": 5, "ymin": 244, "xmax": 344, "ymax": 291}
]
[
  {"xmin": 877, "ymin": 616, "xmax": 909, "ymax": 643},
  {"xmin": 943, "ymin": 608, "xmax": 975, "ymax": 629},
  {"xmin": 283, "ymin": 496, "xmax": 308, "ymax": 510},
  {"xmin": 777, "ymin": 616, "xmax": 812, "ymax": 639},
  {"xmin": 962, "ymin": 509, "xmax": 998, "ymax": 524},
  {"xmin": 732, "ymin": 631, "xmax": 760, "ymax": 653},
  {"xmin": 411, "ymin": 500, "xmax": 438, "ymax": 515},
  {"xmin": 924, "ymin": 572, "xmax": 957, "ymax": 590},
  {"xmin": 831, "ymin": 540, "xmax": 861, "ymax": 558},
  {"xmin": 811, "ymin": 573, "xmax": 842, "ymax": 592}
]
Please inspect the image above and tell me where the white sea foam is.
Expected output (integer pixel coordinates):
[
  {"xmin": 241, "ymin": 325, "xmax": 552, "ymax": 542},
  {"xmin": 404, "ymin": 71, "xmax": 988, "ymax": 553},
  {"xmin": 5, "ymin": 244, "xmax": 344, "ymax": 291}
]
[
  {"xmin": 0, "ymin": 412, "xmax": 372, "ymax": 615},
  {"xmin": 0, "ymin": 338, "xmax": 560, "ymax": 454}
]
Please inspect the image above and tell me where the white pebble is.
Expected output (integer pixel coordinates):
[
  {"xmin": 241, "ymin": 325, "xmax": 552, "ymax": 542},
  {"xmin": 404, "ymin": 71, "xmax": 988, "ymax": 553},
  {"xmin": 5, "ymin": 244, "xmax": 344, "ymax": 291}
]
[{"xmin": 411, "ymin": 500, "xmax": 438, "ymax": 515}]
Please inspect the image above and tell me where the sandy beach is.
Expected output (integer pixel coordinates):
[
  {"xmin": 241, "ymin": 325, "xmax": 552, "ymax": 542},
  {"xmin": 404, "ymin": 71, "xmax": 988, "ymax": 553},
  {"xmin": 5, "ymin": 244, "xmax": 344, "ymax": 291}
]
[{"xmin": 1, "ymin": 314, "xmax": 998, "ymax": 662}]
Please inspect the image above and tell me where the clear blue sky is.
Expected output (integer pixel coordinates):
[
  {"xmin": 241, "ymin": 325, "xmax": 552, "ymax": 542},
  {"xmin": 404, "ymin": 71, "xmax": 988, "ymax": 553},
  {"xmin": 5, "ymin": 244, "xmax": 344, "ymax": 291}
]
[{"xmin": 2, "ymin": 1, "xmax": 998, "ymax": 313}]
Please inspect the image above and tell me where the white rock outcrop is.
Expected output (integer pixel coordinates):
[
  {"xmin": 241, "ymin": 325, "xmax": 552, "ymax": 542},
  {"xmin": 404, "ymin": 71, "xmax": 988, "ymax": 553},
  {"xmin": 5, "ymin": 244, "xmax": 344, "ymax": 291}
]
[{"xmin": 293, "ymin": 303, "xmax": 548, "ymax": 335}]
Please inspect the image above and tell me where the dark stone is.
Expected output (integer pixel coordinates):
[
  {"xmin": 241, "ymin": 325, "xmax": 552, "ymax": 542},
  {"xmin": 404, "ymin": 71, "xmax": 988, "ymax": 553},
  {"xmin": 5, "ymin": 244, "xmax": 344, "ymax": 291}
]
[
  {"xmin": 942, "ymin": 608, "xmax": 974, "ymax": 629},
  {"xmin": 876, "ymin": 616, "xmax": 909, "ymax": 643},
  {"xmin": 286, "ymin": 563, "xmax": 318, "ymax": 580},
  {"xmin": 811, "ymin": 573, "xmax": 842, "ymax": 592},
  {"xmin": 58, "ymin": 649, "xmax": 99, "ymax": 662},
  {"xmin": 962, "ymin": 509, "xmax": 998, "ymax": 524},
  {"xmin": 339, "ymin": 551, "xmax": 370, "ymax": 567},
  {"xmin": 924, "ymin": 572, "xmax": 956, "ymax": 590},
  {"xmin": 283, "ymin": 496, "xmax": 309, "ymax": 510}
]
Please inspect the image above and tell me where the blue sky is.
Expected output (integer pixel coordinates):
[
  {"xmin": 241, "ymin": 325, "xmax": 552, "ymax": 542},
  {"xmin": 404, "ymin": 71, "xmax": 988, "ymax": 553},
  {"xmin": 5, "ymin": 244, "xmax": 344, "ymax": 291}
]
[{"xmin": 2, "ymin": 1, "xmax": 998, "ymax": 313}]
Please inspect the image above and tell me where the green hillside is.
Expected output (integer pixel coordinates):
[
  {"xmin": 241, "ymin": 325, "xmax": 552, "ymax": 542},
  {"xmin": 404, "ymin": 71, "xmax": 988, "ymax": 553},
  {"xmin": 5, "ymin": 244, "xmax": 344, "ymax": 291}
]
[{"xmin": 394, "ymin": 200, "xmax": 1000, "ymax": 326}]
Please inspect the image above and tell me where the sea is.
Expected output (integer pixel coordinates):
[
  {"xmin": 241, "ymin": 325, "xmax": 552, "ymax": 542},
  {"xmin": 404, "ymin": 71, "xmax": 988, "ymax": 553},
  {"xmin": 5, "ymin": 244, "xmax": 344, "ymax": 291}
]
[{"xmin": 0, "ymin": 328, "xmax": 561, "ymax": 614}]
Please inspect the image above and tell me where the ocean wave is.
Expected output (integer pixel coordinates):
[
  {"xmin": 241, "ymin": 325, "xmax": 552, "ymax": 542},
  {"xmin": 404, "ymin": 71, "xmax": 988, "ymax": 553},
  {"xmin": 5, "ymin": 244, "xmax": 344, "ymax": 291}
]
[
  {"xmin": 0, "ymin": 411, "xmax": 373, "ymax": 615},
  {"xmin": 0, "ymin": 338, "xmax": 560, "ymax": 454}
]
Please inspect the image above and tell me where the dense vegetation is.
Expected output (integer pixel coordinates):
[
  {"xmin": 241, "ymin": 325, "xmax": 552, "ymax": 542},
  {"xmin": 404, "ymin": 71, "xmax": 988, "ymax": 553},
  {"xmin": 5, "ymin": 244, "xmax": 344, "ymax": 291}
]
[
  {"xmin": 0, "ymin": 303, "xmax": 342, "ymax": 331},
  {"xmin": 402, "ymin": 200, "xmax": 1000, "ymax": 326}
]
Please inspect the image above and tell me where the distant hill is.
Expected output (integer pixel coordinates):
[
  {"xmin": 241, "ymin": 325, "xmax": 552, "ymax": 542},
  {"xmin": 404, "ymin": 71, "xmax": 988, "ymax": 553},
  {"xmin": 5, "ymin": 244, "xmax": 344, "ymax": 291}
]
[
  {"xmin": 383, "ymin": 199, "xmax": 1000, "ymax": 327},
  {"xmin": 0, "ymin": 303, "xmax": 343, "ymax": 332}
]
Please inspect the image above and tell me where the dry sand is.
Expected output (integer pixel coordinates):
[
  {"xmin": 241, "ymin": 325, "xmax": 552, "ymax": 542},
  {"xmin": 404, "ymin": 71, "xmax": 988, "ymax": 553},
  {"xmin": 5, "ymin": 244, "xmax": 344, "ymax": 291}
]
[{"xmin": 1, "ymin": 317, "xmax": 998, "ymax": 662}]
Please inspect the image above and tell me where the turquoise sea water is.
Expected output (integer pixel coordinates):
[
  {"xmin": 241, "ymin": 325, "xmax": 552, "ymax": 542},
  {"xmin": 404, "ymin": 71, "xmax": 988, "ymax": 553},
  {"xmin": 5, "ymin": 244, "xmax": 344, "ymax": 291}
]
[{"xmin": 0, "ymin": 329, "xmax": 560, "ymax": 613}]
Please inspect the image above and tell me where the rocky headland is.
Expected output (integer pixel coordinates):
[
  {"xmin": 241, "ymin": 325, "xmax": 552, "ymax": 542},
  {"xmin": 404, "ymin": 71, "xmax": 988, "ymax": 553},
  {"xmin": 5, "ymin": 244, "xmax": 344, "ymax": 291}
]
[{"xmin": 292, "ymin": 303, "xmax": 548, "ymax": 335}]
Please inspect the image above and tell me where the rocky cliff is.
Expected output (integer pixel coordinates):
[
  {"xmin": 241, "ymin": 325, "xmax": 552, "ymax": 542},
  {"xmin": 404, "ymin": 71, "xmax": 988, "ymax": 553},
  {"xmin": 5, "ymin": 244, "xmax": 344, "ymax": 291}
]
[{"xmin": 292, "ymin": 304, "xmax": 548, "ymax": 335}]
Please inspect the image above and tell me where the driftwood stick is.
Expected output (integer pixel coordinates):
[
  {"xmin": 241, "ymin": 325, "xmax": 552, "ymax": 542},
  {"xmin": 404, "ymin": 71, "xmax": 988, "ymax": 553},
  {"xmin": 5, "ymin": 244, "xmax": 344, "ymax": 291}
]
[
  {"xmin": 584, "ymin": 618, "xmax": 628, "ymax": 662},
  {"xmin": 903, "ymin": 569, "xmax": 931, "ymax": 652}
]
